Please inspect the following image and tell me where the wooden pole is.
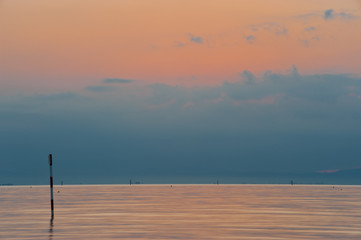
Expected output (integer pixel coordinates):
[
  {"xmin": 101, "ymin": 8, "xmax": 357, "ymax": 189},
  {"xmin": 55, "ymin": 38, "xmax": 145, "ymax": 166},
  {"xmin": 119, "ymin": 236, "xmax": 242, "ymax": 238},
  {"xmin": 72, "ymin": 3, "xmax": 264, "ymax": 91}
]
[{"xmin": 49, "ymin": 154, "xmax": 54, "ymax": 219}]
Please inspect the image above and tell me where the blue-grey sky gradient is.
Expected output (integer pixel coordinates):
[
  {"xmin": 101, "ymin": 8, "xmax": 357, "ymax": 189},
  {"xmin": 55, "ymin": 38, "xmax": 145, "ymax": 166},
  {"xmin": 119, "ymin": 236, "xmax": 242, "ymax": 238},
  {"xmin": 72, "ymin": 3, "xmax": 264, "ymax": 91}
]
[{"xmin": 1, "ymin": 67, "xmax": 361, "ymax": 184}]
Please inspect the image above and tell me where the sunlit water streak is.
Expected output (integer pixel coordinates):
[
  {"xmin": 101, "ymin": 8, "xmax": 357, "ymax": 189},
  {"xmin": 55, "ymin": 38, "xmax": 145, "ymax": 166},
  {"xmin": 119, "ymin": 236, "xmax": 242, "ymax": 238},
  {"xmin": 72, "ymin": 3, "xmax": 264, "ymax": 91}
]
[{"xmin": 1, "ymin": 185, "xmax": 360, "ymax": 239}]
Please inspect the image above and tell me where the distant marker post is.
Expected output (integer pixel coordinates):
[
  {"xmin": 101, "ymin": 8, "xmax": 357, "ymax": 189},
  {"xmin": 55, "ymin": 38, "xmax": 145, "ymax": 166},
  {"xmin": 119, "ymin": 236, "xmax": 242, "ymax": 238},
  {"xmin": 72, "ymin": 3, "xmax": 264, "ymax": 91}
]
[{"xmin": 48, "ymin": 154, "xmax": 54, "ymax": 219}]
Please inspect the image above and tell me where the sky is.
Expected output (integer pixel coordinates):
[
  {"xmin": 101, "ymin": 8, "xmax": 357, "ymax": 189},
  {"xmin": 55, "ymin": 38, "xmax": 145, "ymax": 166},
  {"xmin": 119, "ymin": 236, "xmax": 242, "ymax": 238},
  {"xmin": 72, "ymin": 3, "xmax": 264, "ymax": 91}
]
[{"xmin": 1, "ymin": 0, "xmax": 361, "ymax": 184}]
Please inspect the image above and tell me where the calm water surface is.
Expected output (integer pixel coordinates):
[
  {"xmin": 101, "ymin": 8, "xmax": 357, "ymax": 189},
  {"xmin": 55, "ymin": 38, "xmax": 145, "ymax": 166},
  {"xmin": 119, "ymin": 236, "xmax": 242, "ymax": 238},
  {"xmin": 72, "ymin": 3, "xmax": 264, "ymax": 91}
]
[{"xmin": 1, "ymin": 184, "xmax": 360, "ymax": 239}]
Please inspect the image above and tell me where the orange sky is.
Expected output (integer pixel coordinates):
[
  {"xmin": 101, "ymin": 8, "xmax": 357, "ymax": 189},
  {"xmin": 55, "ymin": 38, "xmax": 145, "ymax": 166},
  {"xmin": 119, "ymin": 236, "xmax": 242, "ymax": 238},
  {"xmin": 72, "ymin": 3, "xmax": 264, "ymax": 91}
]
[{"xmin": 1, "ymin": 0, "xmax": 361, "ymax": 92}]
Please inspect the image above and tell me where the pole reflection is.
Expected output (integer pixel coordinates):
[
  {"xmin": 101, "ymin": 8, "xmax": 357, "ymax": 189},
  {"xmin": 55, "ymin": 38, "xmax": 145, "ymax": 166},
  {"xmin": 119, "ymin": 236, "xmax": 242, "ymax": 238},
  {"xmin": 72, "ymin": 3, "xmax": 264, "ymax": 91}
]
[{"xmin": 48, "ymin": 218, "xmax": 53, "ymax": 240}]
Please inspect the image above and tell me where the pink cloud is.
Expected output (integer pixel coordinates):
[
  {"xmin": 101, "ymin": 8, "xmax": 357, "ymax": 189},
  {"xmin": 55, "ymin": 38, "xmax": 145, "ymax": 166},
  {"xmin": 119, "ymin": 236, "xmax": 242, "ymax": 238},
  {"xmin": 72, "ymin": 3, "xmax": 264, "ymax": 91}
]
[
  {"xmin": 316, "ymin": 169, "xmax": 341, "ymax": 173},
  {"xmin": 232, "ymin": 100, "xmax": 243, "ymax": 106},
  {"xmin": 316, "ymin": 166, "xmax": 361, "ymax": 174},
  {"xmin": 348, "ymin": 86, "xmax": 361, "ymax": 99},
  {"xmin": 146, "ymin": 99, "xmax": 176, "ymax": 110},
  {"xmin": 232, "ymin": 95, "xmax": 281, "ymax": 106},
  {"xmin": 205, "ymin": 94, "xmax": 226, "ymax": 105},
  {"xmin": 247, "ymin": 95, "xmax": 278, "ymax": 104},
  {"xmin": 182, "ymin": 101, "xmax": 195, "ymax": 109}
]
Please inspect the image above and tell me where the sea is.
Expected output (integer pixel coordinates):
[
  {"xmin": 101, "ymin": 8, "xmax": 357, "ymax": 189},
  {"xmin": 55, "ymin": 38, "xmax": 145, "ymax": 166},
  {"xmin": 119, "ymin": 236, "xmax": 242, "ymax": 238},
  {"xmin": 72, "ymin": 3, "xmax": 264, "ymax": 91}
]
[{"xmin": 1, "ymin": 184, "xmax": 360, "ymax": 239}]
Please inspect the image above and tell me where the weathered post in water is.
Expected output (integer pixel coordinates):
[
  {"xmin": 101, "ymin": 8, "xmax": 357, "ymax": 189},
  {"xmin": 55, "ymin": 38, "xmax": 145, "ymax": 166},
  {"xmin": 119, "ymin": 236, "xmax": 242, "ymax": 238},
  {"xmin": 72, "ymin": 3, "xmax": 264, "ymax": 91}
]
[{"xmin": 49, "ymin": 154, "xmax": 54, "ymax": 219}]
